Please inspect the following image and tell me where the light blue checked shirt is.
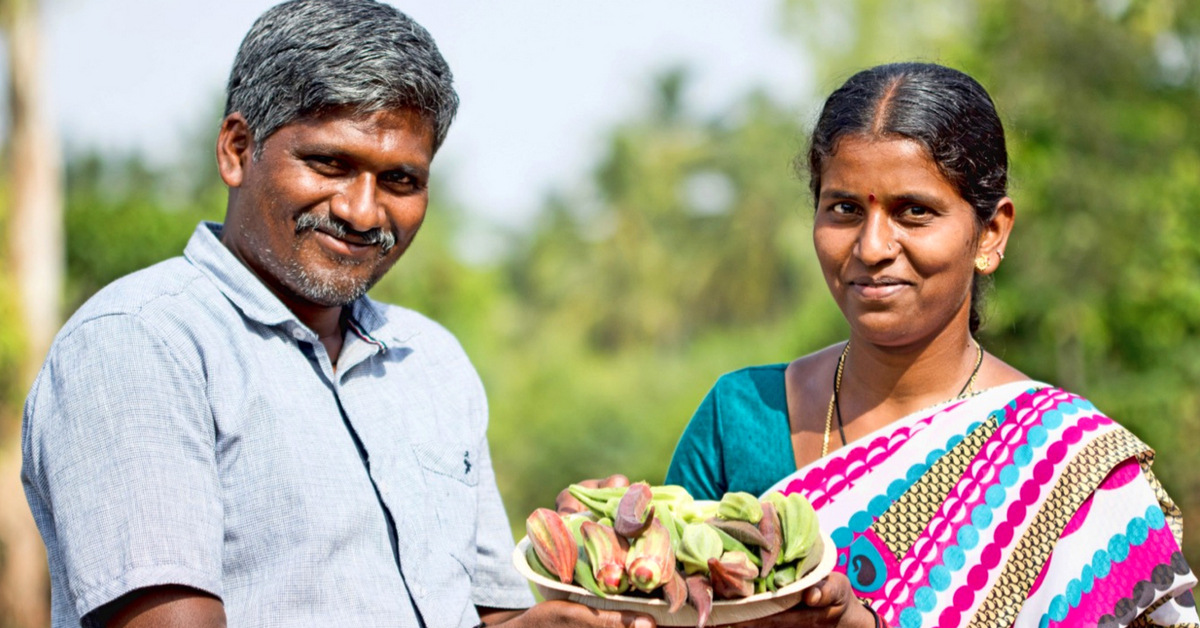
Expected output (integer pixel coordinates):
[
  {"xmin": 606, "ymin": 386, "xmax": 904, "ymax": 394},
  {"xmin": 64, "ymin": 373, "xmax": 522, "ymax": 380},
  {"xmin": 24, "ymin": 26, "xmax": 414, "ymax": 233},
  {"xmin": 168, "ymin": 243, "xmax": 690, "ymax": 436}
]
[{"xmin": 22, "ymin": 222, "xmax": 535, "ymax": 627}]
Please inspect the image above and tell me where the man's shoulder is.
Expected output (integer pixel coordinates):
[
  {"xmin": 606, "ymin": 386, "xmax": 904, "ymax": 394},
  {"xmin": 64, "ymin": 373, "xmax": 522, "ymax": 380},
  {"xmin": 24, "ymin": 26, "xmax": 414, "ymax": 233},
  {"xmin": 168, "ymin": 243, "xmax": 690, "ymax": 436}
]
[{"xmin": 57, "ymin": 256, "xmax": 216, "ymax": 341}]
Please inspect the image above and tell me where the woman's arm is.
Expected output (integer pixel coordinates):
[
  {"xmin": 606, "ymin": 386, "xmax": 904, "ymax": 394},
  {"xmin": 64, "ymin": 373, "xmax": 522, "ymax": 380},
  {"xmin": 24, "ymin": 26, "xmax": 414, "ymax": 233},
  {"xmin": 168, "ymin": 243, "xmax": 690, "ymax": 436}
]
[{"xmin": 664, "ymin": 386, "xmax": 726, "ymax": 500}]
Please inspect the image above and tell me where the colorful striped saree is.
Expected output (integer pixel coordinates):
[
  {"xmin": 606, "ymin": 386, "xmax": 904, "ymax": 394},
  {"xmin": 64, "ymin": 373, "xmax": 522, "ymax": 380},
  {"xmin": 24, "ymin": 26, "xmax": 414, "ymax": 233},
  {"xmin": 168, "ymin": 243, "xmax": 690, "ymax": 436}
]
[{"xmin": 763, "ymin": 381, "xmax": 1198, "ymax": 628}]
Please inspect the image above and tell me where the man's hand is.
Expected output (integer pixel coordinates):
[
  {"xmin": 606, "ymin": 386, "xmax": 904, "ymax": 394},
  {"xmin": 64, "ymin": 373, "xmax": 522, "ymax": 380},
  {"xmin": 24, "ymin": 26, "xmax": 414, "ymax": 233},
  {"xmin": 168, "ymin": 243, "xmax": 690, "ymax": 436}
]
[
  {"xmin": 556, "ymin": 473, "xmax": 631, "ymax": 514},
  {"xmin": 721, "ymin": 572, "xmax": 881, "ymax": 627},
  {"xmin": 477, "ymin": 474, "xmax": 649, "ymax": 627},
  {"xmin": 479, "ymin": 575, "xmax": 879, "ymax": 628},
  {"xmin": 481, "ymin": 600, "xmax": 654, "ymax": 628},
  {"xmin": 91, "ymin": 585, "xmax": 226, "ymax": 628}
]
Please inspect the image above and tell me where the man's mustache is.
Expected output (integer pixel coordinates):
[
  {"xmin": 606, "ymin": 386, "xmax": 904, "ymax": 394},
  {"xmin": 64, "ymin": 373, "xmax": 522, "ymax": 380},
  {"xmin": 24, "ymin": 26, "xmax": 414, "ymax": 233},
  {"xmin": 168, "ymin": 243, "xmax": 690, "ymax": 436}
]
[{"xmin": 295, "ymin": 212, "xmax": 396, "ymax": 254}]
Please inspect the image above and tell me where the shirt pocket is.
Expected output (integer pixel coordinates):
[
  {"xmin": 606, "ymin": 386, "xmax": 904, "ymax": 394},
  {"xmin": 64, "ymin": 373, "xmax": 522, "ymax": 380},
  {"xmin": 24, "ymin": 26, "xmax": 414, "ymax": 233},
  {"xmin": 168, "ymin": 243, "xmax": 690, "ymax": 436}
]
[{"xmin": 411, "ymin": 441, "xmax": 480, "ymax": 573}]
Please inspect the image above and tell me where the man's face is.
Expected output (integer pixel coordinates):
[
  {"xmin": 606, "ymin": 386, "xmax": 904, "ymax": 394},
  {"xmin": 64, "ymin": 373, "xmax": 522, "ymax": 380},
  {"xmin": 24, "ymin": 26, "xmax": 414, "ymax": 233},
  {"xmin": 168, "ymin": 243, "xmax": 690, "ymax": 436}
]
[{"xmin": 219, "ymin": 108, "xmax": 435, "ymax": 309}]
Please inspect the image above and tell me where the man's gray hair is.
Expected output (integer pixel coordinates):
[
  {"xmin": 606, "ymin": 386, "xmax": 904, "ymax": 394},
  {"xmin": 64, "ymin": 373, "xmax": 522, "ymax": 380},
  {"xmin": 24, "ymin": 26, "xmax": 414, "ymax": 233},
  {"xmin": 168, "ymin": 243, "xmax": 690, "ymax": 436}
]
[{"xmin": 225, "ymin": 0, "xmax": 458, "ymax": 154}]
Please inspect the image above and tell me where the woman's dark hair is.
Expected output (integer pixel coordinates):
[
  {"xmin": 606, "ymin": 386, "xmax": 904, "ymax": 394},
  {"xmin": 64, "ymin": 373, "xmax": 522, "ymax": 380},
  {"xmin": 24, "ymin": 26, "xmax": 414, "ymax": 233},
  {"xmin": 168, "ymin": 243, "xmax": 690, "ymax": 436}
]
[{"xmin": 806, "ymin": 62, "xmax": 1008, "ymax": 334}]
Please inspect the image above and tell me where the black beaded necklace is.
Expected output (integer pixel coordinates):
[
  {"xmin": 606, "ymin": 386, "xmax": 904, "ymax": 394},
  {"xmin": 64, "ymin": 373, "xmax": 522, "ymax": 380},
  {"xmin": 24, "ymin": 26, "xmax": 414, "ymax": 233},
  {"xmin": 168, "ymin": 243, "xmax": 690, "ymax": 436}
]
[{"xmin": 822, "ymin": 340, "xmax": 983, "ymax": 457}]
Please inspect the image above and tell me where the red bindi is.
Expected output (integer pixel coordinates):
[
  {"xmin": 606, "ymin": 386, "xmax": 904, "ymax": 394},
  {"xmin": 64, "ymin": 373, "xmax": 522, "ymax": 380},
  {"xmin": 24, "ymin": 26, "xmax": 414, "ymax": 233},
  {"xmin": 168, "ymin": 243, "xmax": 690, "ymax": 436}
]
[{"xmin": 868, "ymin": 193, "xmax": 876, "ymax": 203}]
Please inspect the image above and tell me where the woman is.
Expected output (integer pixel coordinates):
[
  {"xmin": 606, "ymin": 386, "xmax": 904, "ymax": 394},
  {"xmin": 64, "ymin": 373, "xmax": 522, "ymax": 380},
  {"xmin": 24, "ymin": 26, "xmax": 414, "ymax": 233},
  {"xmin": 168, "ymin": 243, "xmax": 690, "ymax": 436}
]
[{"xmin": 664, "ymin": 63, "xmax": 1198, "ymax": 628}]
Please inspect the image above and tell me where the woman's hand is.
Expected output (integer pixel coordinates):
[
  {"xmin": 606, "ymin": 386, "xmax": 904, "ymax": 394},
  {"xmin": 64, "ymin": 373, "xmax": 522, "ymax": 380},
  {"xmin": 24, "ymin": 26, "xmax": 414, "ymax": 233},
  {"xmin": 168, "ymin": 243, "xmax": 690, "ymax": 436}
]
[
  {"xmin": 555, "ymin": 473, "xmax": 631, "ymax": 514},
  {"xmin": 720, "ymin": 572, "xmax": 881, "ymax": 627}
]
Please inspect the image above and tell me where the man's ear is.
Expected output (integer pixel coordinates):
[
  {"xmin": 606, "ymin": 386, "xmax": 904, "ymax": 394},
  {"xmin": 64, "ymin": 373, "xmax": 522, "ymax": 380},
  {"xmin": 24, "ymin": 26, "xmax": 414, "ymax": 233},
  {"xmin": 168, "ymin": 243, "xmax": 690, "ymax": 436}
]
[{"xmin": 216, "ymin": 113, "xmax": 253, "ymax": 188}]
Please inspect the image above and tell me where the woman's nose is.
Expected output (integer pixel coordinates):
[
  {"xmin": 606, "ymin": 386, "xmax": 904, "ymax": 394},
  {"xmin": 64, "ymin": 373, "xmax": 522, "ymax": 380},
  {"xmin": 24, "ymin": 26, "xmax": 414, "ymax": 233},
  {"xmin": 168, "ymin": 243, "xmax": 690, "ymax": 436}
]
[{"xmin": 854, "ymin": 212, "xmax": 898, "ymax": 266}]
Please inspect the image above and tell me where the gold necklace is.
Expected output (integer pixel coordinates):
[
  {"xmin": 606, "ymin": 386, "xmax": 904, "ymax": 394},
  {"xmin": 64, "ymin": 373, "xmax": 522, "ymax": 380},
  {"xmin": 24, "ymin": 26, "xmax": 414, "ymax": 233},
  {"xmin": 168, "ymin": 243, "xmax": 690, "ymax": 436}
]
[{"xmin": 822, "ymin": 339, "xmax": 983, "ymax": 457}]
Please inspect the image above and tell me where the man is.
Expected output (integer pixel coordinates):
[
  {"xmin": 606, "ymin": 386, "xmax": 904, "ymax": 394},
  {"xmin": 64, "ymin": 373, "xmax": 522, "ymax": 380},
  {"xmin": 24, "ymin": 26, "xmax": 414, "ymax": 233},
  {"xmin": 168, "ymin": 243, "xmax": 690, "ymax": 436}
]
[{"xmin": 21, "ymin": 1, "xmax": 652, "ymax": 626}]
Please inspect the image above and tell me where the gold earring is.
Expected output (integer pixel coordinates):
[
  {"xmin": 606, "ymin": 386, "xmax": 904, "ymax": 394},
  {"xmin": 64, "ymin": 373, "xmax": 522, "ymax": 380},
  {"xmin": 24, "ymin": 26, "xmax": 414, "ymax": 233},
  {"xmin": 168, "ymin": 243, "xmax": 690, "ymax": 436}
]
[{"xmin": 975, "ymin": 254, "xmax": 990, "ymax": 272}]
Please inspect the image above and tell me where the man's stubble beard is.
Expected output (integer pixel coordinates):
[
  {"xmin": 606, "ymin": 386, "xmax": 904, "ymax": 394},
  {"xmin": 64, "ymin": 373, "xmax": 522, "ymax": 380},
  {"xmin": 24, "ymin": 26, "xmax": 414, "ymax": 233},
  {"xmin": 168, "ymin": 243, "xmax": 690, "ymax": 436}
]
[
  {"xmin": 284, "ymin": 255, "xmax": 384, "ymax": 307},
  {"xmin": 277, "ymin": 241, "xmax": 395, "ymax": 307},
  {"xmin": 249, "ymin": 232, "xmax": 392, "ymax": 308}
]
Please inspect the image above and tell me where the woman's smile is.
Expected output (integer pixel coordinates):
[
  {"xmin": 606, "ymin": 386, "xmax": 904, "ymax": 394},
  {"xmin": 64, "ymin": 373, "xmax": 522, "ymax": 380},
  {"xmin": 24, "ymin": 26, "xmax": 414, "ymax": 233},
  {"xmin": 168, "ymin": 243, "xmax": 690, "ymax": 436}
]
[{"xmin": 847, "ymin": 276, "xmax": 913, "ymax": 300}]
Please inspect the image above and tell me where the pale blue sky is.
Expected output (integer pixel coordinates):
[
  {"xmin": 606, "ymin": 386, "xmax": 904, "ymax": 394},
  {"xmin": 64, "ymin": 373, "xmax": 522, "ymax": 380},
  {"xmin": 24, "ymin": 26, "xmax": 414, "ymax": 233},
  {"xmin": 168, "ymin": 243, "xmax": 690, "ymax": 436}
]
[{"xmin": 42, "ymin": 0, "xmax": 812, "ymax": 226}]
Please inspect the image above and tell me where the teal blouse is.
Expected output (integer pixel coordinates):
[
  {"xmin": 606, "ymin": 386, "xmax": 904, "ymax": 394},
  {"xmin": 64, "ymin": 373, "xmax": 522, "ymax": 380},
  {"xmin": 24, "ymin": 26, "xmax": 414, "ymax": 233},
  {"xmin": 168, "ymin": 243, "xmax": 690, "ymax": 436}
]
[{"xmin": 664, "ymin": 364, "xmax": 799, "ymax": 499}]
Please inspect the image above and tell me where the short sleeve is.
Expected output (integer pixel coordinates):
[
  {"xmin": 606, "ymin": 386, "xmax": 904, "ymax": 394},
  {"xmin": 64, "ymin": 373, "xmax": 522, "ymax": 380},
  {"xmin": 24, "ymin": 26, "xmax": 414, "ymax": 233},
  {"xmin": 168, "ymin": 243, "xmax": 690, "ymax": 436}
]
[
  {"xmin": 22, "ymin": 313, "xmax": 223, "ymax": 620},
  {"xmin": 468, "ymin": 437, "xmax": 537, "ymax": 610},
  {"xmin": 665, "ymin": 385, "xmax": 726, "ymax": 500}
]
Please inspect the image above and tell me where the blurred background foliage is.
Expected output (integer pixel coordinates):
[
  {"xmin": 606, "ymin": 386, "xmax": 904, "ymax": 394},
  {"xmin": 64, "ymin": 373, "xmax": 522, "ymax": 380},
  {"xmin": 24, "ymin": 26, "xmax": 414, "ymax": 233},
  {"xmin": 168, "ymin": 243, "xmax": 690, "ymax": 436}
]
[{"xmin": 2, "ymin": 0, "xmax": 1200, "ymax": 611}]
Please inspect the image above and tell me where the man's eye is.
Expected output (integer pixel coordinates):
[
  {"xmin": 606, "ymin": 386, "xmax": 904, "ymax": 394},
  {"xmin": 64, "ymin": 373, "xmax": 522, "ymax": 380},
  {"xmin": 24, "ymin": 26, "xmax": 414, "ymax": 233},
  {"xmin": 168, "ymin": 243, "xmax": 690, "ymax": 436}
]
[
  {"xmin": 383, "ymin": 173, "xmax": 412, "ymax": 185},
  {"xmin": 382, "ymin": 172, "xmax": 422, "ymax": 190},
  {"xmin": 306, "ymin": 156, "xmax": 344, "ymax": 171}
]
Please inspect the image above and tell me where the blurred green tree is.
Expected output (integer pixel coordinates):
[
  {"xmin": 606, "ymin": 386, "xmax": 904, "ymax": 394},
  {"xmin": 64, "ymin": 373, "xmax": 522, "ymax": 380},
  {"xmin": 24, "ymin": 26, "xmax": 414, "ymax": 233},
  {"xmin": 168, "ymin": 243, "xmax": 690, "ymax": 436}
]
[
  {"xmin": 0, "ymin": 0, "xmax": 58, "ymax": 623},
  {"xmin": 481, "ymin": 71, "xmax": 848, "ymax": 526}
]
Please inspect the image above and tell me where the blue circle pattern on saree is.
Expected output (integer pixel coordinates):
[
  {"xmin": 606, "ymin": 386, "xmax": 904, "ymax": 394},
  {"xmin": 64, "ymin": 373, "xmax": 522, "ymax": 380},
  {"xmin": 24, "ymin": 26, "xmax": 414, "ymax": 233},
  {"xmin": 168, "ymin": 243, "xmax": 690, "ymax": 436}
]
[{"xmin": 825, "ymin": 389, "xmax": 1091, "ymax": 628}]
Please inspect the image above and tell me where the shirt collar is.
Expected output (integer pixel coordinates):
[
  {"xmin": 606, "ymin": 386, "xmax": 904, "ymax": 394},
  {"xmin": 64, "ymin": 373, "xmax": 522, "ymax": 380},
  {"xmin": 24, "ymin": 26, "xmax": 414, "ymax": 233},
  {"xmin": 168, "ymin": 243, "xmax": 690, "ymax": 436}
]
[
  {"xmin": 346, "ymin": 297, "xmax": 401, "ymax": 350},
  {"xmin": 183, "ymin": 221, "xmax": 403, "ymax": 347}
]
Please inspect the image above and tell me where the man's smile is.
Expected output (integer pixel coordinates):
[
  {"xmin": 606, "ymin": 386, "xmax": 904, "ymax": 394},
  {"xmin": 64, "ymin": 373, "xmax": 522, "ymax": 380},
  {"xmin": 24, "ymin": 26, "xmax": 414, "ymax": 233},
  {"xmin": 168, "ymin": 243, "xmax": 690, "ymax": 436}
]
[
  {"xmin": 295, "ymin": 211, "xmax": 398, "ymax": 261},
  {"xmin": 310, "ymin": 228, "xmax": 379, "ymax": 259}
]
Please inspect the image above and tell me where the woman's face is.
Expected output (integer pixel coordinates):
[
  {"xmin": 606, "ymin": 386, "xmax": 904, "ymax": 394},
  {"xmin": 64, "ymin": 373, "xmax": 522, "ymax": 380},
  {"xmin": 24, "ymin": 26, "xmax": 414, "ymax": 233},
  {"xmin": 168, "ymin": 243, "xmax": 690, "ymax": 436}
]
[{"xmin": 813, "ymin": 135, "xmax": 1006, "ymax": 348}]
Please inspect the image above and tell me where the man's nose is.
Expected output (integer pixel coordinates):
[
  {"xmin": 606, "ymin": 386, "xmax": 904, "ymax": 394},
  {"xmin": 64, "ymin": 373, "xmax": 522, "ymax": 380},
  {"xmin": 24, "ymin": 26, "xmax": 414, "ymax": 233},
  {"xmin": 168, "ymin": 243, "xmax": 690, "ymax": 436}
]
[
  {"xmin": 328, "ymin": 175, "xmax": 385, "ymax": 233},
  {"xmin": 853, "ymin": 211, "xmax": 898, "ymax": 266}
]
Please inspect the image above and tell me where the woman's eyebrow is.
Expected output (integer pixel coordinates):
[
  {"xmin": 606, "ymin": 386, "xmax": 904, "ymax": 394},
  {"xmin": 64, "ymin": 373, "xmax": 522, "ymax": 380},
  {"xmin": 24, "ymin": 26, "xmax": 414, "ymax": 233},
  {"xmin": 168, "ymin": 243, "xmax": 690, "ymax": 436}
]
[
  {"xmin": 818, "ymin": 189, "xmax": 945, "ymax": 206},
  {"xmin": 892, "ymin": 192, "xmax": 943, "ymax": 207},
  {"xmin": 819, "ymin": 188, "xmax": 859, "ymax": 200}
]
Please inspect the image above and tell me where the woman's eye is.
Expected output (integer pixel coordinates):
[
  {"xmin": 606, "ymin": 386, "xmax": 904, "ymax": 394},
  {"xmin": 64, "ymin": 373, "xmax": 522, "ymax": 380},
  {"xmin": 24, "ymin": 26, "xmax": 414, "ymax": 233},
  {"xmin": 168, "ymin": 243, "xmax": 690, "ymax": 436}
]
[
  {"xmin": 830, "ymin": 202, "xmax": 858, "ymax": 215},
  {"xmin": 903, "ymin": 205, "xmax": 933, "ymax": 218}
]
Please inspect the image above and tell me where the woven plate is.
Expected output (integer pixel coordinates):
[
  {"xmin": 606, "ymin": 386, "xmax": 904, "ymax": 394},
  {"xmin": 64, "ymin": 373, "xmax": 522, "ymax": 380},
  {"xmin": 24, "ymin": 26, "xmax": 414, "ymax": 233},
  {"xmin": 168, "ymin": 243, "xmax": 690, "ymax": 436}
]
[{"xmin": 512, "ymin": 530, "xmax": 835, "ymax": 626}]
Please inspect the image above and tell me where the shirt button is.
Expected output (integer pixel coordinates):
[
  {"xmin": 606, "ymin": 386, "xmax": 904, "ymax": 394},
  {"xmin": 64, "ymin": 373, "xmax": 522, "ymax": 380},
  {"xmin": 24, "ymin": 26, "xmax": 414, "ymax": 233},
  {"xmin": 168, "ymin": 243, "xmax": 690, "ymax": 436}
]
[{"xmin": 291, "ymin": 327, "xmax": 305, "ymax": 340}]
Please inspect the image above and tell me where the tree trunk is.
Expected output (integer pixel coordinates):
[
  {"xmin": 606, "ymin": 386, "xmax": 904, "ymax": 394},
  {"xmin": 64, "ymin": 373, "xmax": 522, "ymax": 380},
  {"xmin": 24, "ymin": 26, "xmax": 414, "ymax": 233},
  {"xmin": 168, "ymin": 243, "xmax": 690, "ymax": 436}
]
[{"xmin": 0, "ymin": 0, "xmax": 61, "ymax": 624}]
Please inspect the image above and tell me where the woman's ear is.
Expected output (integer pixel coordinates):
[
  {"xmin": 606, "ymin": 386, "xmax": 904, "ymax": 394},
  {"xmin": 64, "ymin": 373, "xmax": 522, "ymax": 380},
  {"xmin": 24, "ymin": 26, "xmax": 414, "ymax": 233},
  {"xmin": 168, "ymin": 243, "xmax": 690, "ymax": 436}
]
[
  {"xmin": 977, "ymin": 197, "xmax": 1015, "ymax": 275},
  {"xmin": 216, "ymin": 113, "xmax": 253, "ymax": 188}
]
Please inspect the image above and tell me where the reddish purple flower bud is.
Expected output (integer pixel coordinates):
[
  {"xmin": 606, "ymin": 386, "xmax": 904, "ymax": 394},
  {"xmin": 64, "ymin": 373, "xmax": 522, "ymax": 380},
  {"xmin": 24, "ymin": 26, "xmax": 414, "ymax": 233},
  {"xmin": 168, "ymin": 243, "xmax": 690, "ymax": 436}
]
[
  {"xmin": 614, "ymin": 481, "xmax": 655, "ymax": 538},
  {"xmin": 581, "ymin": 520, "xmax": 630, "ymax": 595},
  {"xmin": 707, "ymin": 551, "xmax": 757, "ymax": 599},
  {"xmin": 625, "ymin": 519, "xmax": 675, "ymax": 592},
  {"xmin": 526, "ymin": 508, "xmax": 577, "ymax": 584}
]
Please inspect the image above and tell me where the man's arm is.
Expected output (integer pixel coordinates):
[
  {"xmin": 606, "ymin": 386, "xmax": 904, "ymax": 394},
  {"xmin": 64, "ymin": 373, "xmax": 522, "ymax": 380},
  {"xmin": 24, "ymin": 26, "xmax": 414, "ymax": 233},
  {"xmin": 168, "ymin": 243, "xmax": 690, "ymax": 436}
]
[
  {"xmin": 91, "ymin": 586, "xmax": 225, "ymax": 628},
  {"xmin": 22, "ymin": 314, "xmax": 224, "ymax": 622},
  {"xmin": 476, "ymin": 606, "xmax": 523, "ymax": 625}
]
